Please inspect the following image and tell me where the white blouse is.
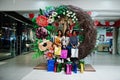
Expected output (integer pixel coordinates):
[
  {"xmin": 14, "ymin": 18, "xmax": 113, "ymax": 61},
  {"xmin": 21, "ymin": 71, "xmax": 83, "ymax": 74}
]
[{"xmin": 62, "ymin": 36, "xmax": 70, "ymax": 46}]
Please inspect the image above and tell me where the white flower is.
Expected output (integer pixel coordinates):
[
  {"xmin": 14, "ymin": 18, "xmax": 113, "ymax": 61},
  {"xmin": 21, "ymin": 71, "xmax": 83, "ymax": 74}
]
[
  {"xmin": 72, "ymin": 18, "xmax": 75, "ymax": 21},
  {"xmin": 52, "ymin": 12, "xmax": 57, "ymax": 17},
  {"xmin": 71, "ymin": 15, "xmax": 74, "ymax": 17},
  {"xmin": 73, "ymin": 13, "xmax": 76, "ymax": 16},
  {"xmin": 48, "ymin": 18, "xmax": 54, "ymax": 23},
  {"xmin": 74, "ymin": 16, "xmax": 76, "ymax": 19},
  {"xmin": 69, "ymin": 11, "xmax": 73, "ymax": 14},
  {"xmin": 67, "ymin": 14, "xmax": 70, "ymax": 17},
  {"xmin": 63, "ymin": 12, "xmax": 65, "ymax": 15},
  {"xmin": 49, "ymin": 16, "xmax": 53, "ymax": 19},
  {"xmin": 67, "ymin": 10, "xmax": 69, "ymax": 13},
  {"xmin": 58, "ymin": 16, "xmax": 60, "ymax": 18},
  {"xmin": 73, "ymin": 21, "xmax": 76, "ymax": 23}
]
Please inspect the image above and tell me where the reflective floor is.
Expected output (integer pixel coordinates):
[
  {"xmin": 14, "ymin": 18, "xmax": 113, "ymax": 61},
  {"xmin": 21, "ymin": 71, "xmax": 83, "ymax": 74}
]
[{"xmin": 0, "ymin": 52, "xmax": 120, "ymax": 80}]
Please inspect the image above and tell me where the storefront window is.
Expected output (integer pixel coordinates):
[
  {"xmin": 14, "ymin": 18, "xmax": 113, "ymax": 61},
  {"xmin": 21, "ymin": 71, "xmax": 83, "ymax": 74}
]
[
  {"xmin": 0, "ymin": 12, "xmax": 16, "ymax": 60},
  {"xmin": 0, "ymin": 26, "xmax": 16, "ymax": 60},
  {"xmin": 96, "ymin": 27, "xmax": 113, "ymax": 52}
]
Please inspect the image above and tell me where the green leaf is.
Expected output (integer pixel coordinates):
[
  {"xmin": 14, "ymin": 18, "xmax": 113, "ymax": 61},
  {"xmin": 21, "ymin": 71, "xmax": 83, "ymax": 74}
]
[
  {"xmin": 39, "ymin": 8, "xmax": 43, "ymax": 15},
  {"xmin": 33, "ymin": 25, "xmax": 39, "ymax": 29},
  {"xmin": 32, "ymin": 18, "xmax": 36, "ymax": 23},
  {"xmin": 39, "ymin": 39, "xmax": 43, "ymax": 43},
  {"xmin": 46, "ymin": 25, "xmax": 54, "ymax": 31},
  {"xmin": 79, "ymin": 35, "xmax": 85, "ymax": 42},
  {"xmin": 32, "ymin": 51, "xmax": 44, "ymax": 59}
]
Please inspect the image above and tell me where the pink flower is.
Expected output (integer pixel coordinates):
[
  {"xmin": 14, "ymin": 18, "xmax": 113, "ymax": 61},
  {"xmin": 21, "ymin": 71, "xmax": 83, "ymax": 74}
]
[
  {"xmin": 36, "ymin": 15, "xmax": 48, "ymax": 27},
  {"xmin": 45, "ymin": 51, "xmax": 53, "ymax": 59}
]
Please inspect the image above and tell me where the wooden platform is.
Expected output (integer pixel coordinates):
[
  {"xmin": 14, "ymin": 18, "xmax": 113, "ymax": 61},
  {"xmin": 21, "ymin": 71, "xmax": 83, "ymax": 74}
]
[{"xmin": 34, "ymin": 63, "xmax": 96, "ymax": 72}]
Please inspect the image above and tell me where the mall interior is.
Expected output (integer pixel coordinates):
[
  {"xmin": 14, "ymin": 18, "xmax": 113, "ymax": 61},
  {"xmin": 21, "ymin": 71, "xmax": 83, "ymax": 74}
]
[{"xmin": 0, "ymin": 0, "xmax": 120, "ymax": 80}]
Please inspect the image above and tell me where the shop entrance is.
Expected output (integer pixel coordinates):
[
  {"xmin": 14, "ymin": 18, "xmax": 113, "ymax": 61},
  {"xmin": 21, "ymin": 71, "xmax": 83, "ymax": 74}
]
[
  {"xmin": 96, "ymin": 27, "xmax": 113, "ymax": 54},
  {"xmin": 0, "ymin": 12, "xmax": 33, "ymax": 60}
]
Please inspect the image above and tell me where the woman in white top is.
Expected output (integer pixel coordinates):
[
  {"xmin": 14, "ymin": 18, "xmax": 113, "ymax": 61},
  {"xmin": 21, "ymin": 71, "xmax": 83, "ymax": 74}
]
[
  {"xmin": 61, "ymin": 29, "xmax": 72, "ymax": 58},
  {"xmin": 62, "ymin": 29, "xmax": 70, "ymax": 49}
]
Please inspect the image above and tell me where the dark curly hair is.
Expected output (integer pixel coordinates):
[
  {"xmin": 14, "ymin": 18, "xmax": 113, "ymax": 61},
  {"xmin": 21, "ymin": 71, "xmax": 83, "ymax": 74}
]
[
  {"xmin": 65, "ymin": 29, "xmax": 70, "ymax": 36},
  {"xmin": 57, "ymin": 29, "xmax": 63, "ymax": 37}
]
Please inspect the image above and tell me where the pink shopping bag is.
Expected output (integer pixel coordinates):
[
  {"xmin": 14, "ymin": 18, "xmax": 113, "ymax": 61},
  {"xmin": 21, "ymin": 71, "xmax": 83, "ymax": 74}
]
[{"xmin": 60, "ymin": 50, "xmax": 68, "ymax": 59}]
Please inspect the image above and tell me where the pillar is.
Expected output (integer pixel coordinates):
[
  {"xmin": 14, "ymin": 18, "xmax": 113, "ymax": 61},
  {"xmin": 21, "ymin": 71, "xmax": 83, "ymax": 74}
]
[
  {"xmin": 117, "ymin": 28, "xmax": 120, "ymax": 54},
  {"xmin": 112, "ymin": 27, "xmax": 118, "ymax": 55}
]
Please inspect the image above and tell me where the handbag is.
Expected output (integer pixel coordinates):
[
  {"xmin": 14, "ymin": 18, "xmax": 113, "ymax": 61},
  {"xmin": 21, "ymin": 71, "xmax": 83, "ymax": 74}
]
[
  {"xmin": 71, "ymin": 48, "xmax": 78, "ymax": 58},
  {"xmin": 60, "ymin": 50, "xmax": 68, "ymax": 59},
  {"xmin": 54, "ymin": 46, "xmax": 61, "ymax": 55}
]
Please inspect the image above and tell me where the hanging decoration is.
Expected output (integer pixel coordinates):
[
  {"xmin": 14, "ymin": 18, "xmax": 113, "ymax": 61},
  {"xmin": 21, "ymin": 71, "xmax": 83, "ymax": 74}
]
[
  {"xmin": 109, "ymin": 22, "xmax": 115, "ymax": 25},
  {"xmin": 94, "ymin": 20, "xmax": 99, "ymax": 26},
  {"xmin": 29, "ymin": 13, "xmax": 34, "ymax": 19},
  {"xmin": 96, "ymin": 20, "xmax": 115, "ymax": 26},
  {"xmin": 105, "ymin": 21, "xmax": 110, "ymax": 26}
]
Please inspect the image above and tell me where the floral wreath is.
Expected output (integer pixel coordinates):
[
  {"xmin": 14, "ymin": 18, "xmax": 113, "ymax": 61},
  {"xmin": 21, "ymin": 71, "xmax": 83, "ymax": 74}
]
[{"xmin": 32, "ymin": 5, "xmax": 96, "ymax": 60}]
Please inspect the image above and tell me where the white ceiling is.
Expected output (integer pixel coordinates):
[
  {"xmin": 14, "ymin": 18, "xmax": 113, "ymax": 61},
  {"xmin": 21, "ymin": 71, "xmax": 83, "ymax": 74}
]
[
  {"xmin": 91, "ymin": 11, "xmax": 120, "ymax": 21},
  {"xmin": 1, "ymin": 0, "xmax": 120, "ymax": 21},
  {"xmin": 18, "ymin": 10, "xmax": 120, "ymax": 21}
]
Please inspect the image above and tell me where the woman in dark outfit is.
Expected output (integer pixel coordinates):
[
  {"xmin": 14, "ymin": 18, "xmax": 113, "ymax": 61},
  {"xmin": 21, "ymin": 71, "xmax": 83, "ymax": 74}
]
[{"xmin": 69, "ymin": 30, "xmax": 79, "ymax": 62}]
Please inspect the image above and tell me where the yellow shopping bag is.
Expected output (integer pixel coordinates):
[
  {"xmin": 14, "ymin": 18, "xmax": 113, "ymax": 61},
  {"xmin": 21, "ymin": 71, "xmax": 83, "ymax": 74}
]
[{"xmin": 54, "ymin": 46, "xmax": 61, "ymax": 55}]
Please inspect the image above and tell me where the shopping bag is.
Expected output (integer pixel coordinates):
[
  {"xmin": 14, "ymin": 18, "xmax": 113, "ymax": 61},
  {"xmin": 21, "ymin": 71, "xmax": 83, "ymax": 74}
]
[
  {"xmin": 54, "ymin": 62, "xmax": 58, "ymax": 72},
  {"xmin": 54, "ymin": 62, "xmax": 62, "ymax": 72},
  {"xmin": 47, "ymin": 59, "xmax": 55, "ymax": 72},
  {"xmin": 60, "ymin": 50, "xmax": 68, "ymax": 59},
  {"xmin": 65, "ymin": 63, "xmax": 72, "ymax": 75},
  {"xmin": 57, "ymin": 63, "xmax": 62, "ymax": 72},
  {"xmin": 79, "ymin": 60, "xmax": 85, "ymax": 70},
  {"xmin": 72, "ymin": 63, "xmax": 77, "ymax": 73},
  {"xmin": 54, "ymin": 46, "xmax": 61, "ymax": 55},
  {"xmin": 71, "ymin": 48, "xmax": 78, "ymax": 58}
]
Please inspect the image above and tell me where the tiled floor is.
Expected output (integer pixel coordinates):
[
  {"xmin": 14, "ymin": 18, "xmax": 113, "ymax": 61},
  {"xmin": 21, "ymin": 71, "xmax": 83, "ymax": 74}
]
[
  {"xmin": 0, "ymin": 52, "xmax": 46, "ymax": 80},
  {"xmin": 0, "ymin": 52, "xmax": 120, "ymax": 80}
]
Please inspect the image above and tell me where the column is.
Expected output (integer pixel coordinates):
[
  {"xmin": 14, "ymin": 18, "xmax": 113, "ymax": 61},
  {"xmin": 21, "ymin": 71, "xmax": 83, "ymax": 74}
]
[{"xmin": 113, "ymin": 27, "xmax": 118, "ymax": 55}]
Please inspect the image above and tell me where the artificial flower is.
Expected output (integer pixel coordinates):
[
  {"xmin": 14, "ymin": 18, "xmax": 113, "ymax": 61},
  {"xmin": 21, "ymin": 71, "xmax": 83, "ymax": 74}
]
[
  {"xmin": 54, "ymin": 22, "xmax": 59, "ymax": 27},
  {"xmin": 36, "ymin": 27, "xmax": 48, "ymax": 39},
  {"xmin": 48, "ymin": 18, "xmax": 54, "ymax": 23},
  {"xmin": 36, "ymin": 15, "xmax": 48, "ymax": 27},
  {"xmin": 48, "ymin": 16, "xmax": 54, "ymax": 23},
  {"xmin": 45, "ymin": 50, "xmax": 53, "ymax": 59},
  {"xmin": 52, "ymin": 12, "xmax": 58, "ymax": 17}
]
